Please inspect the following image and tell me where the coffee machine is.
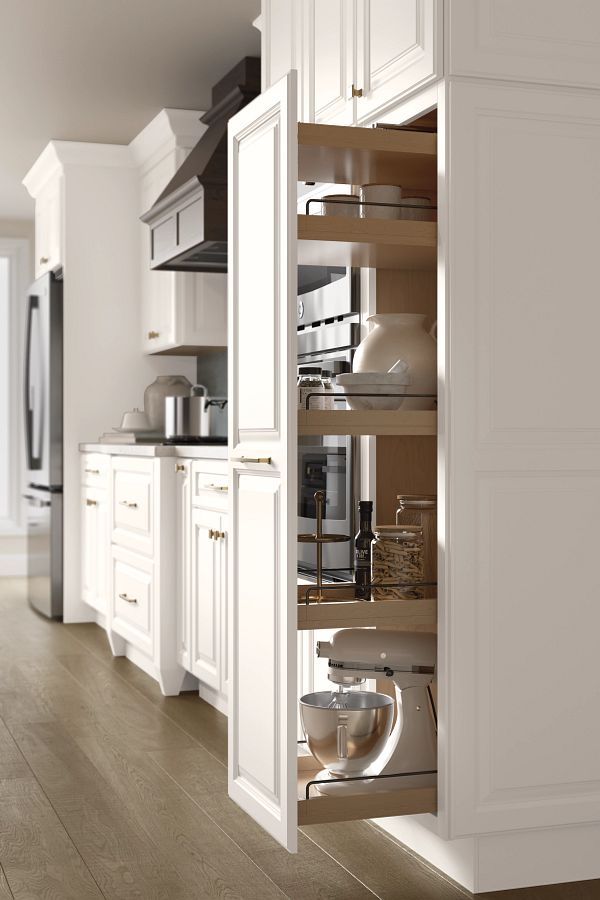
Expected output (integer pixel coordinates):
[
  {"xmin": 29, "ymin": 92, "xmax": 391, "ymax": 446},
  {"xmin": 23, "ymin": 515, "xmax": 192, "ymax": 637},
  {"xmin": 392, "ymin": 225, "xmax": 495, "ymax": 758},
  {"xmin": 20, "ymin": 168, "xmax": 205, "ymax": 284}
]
[{"xmin": 300, "ymin": 629, "xmax": 437, "ymax": 794}]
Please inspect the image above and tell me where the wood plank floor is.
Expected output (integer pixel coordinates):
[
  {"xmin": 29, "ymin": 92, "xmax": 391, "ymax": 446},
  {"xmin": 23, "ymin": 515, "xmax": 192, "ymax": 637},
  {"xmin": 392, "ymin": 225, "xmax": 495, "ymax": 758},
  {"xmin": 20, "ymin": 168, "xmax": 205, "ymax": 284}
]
[{"xmin": 1, "ymin": 578, "xmax": 599, "ymax": 900}]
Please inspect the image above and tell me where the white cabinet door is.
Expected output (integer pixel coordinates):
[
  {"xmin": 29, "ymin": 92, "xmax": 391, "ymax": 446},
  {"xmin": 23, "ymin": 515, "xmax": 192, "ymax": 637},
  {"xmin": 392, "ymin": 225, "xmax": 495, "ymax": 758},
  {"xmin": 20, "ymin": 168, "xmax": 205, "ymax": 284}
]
[
  {"xmin": 355, "ymin": 0, "xmax": 440, "ymax": 123},
  {"xmin": 446, "ymin": 80, "xmax": 600, "ymax": 837},
  {"xmin": 190, "ymin": 506, "xmax": 221, "ymax": 689},
  {"xmin": 218, "ymin": 513, "xmax": 228, "ymax": 700},
  {"xmin": 448, "ymin": 0, "xmax": 600, "ymax": 90},
  {"xmin": 81, "ymin": 485, "xmax": 108, "ymax": 615},
  {"xmin": 176, "ymin": 460, "xmax": 192, "ymax": 671},
  {"xmin": 228, "ymin": 72, "xmax": 298, "ymax": 852},
  {"xmin": 35, "ymin": 177, "xmax": 63, "ymax": 277},
  {"xmin": 303, "ymin": 0, "xmax": 355, "ymax": 125}
]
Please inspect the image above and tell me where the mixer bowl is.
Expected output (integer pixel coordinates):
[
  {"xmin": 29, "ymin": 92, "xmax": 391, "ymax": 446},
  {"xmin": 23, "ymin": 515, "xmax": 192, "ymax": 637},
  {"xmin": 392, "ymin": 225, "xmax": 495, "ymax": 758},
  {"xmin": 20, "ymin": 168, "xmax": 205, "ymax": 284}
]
[{"xmin": 300, "ymin": 690, "xmax": 395, "ymax": 777}]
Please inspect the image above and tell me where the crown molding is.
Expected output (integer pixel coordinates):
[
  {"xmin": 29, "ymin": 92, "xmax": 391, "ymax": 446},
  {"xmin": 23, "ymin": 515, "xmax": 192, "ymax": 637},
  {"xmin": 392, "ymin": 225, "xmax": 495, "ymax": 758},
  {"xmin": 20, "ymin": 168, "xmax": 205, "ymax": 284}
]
[{"xmin": 129, "ymin": 108, "xmax": 206, "ymax": 170}]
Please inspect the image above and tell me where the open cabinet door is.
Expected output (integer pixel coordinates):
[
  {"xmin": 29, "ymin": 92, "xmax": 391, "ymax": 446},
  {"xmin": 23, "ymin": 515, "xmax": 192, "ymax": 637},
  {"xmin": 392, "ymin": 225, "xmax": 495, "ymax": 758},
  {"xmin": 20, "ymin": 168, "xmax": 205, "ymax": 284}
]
[{"xmin": 227, "ymin": 71, "xmax": 298, "ymax": 852}]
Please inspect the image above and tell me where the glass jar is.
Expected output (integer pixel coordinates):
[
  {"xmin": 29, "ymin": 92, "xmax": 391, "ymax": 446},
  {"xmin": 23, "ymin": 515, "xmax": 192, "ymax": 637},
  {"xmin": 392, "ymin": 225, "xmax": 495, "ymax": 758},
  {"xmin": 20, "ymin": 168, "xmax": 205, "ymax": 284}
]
[
  {"xmin": 298, "ymin": 367, "xmax": 322, "ymax": 410},
  {"xmin": 396, "ymin": 495, "xmax": 437, "ymax": 590},
  {"xmin": 371, "ymin": 526, "xmax": 424, "ymax": 601}
]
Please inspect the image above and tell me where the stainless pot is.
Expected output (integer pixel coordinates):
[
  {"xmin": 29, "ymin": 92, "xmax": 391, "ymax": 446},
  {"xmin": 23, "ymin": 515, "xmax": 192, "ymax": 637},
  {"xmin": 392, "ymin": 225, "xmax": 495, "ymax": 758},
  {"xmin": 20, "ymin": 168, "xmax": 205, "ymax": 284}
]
[
  {"xmin": 164, "ymin": 385, "xmax": 228, "ymax": 440},
  {"xmin": 300, "ymin": 690, "xmax": 394, "ymax": 776}
]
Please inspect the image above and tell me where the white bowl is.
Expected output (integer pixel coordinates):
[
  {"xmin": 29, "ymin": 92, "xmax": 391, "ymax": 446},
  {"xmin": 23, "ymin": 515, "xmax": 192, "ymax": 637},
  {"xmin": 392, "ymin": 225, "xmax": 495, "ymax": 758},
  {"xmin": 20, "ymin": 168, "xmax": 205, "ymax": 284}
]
[{"xmin": 336, "ymin": 372, "xmax": 411, "ymax": 410}]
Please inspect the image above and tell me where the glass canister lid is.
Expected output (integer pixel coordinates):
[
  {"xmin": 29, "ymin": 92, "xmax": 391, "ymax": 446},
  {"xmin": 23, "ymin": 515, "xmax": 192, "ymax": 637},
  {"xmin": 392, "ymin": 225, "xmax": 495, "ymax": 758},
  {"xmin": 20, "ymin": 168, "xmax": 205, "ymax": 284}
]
[
  {"xmin": 374, "ymin": 525, "xmax": 423, "ymax": 541},
  {"xmin": 396, "ymin": 494, "xmax": 437, "ymax": 509}
]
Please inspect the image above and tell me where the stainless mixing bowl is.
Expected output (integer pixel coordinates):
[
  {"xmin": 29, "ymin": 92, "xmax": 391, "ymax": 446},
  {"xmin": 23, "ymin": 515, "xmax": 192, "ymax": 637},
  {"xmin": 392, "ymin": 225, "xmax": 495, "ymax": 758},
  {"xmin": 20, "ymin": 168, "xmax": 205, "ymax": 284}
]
[{"xmin": 300, "ymin": 690, "xmax": 395, "ymax": 777}]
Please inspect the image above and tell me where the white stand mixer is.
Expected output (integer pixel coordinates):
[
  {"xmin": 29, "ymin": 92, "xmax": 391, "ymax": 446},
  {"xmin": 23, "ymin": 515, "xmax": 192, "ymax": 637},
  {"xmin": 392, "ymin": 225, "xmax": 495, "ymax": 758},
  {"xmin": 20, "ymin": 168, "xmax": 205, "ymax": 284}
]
[{"xmin": 302, "ymin": 629, "xmax": 437, "ymax": 795}]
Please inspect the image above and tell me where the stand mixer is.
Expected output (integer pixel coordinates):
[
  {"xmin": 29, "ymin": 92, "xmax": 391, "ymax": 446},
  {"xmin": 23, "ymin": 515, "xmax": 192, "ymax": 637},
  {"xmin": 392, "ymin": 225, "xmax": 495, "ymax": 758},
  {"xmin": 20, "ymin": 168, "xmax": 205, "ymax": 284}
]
[{"xmin": 300, "ymin": 628, "xmax": 437, "ymax": 795}]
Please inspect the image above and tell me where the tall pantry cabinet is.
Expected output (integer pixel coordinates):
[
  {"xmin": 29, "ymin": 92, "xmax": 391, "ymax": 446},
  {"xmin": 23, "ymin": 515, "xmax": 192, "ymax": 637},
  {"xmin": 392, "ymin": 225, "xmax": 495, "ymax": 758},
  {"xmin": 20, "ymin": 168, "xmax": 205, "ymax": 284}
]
[{"xmin": 230, "ymin": 2, "xmax": 600, "ymax": 894}]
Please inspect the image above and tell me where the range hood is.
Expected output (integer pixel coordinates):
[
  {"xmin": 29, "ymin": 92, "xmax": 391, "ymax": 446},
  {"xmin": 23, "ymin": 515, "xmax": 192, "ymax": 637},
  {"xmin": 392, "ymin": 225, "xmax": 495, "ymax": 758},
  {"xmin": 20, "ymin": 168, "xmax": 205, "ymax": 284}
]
[{"xmin": 141, "ymin": 57, "xmax": 260, "ymax": 273}]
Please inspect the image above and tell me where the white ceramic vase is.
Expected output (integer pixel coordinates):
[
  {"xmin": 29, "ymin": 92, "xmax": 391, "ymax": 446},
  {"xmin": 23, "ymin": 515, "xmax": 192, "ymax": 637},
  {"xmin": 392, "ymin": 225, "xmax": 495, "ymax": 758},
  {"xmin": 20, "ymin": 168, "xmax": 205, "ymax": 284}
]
[
  {"xmin": 352, "ymin": 313, "xmax": 437, "ymax": 409},
  {"xmin": 144, "ymin": 375, "xmax": 192, "ymax": 432}
]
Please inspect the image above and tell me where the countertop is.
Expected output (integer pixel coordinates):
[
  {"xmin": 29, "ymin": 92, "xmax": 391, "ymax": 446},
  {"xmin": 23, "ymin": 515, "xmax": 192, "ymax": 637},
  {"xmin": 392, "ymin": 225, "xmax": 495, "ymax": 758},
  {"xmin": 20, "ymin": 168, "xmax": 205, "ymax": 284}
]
[{"xmin": 79, "ymin": 442, "xmax": 228, "ymax": 460}]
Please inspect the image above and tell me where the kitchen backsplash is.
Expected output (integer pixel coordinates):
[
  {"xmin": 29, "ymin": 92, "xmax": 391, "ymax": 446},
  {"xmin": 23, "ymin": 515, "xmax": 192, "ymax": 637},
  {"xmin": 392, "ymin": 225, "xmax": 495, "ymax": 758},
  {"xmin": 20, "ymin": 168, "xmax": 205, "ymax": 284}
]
[{"xmin": 196, "ymin": 349, "xmax": 227, "ymax": 396}]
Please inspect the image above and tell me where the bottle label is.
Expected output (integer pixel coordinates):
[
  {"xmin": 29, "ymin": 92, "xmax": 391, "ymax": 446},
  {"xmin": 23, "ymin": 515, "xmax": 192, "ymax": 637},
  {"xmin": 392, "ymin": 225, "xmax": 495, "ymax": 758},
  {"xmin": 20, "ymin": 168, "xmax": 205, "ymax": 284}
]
[{"xmin": 355, "ymin": 548, "xmax": 370, "ymax": 566}]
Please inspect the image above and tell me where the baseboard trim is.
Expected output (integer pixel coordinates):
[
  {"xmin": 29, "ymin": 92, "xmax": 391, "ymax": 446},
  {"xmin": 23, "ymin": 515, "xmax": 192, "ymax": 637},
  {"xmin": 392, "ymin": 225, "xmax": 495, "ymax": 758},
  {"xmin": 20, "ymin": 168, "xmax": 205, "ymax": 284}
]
[{"xmin": 198, "ymin": 681, "xmax": 228, "ymax": 716}]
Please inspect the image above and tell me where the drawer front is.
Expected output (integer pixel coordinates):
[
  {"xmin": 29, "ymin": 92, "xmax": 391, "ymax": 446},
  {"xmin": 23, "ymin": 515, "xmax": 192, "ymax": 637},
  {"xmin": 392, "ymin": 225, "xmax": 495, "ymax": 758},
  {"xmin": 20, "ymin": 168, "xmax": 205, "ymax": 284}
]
[
  {"xmin": 112, "ymin": 459, "xmax": 153, "ymax": 555},
  {"xmin": 191, "ymin": 460, "xmax": 228, "ymax": 510},
  {"xmin": 81, "ymin": 453, "xmax": 110, "ymax": 489},
  {"xmin": 112, "ymin": 548, "xmax": 152, "ymax": 650}
]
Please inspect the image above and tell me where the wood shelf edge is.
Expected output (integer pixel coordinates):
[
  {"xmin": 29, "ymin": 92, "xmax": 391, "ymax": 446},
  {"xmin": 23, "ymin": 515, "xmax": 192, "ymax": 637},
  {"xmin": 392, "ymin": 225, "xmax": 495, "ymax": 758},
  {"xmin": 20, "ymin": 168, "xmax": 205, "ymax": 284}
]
[{"xmin": 297, "ymin": 595, "xmax": 437, "ymax": 632}]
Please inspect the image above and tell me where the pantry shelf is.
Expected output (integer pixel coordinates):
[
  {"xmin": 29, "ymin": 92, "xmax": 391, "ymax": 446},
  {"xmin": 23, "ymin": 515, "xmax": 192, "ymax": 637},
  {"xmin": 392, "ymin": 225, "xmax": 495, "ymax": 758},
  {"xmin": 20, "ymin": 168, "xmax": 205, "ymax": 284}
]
[
  {"xmin": 297, "ymin": 593, "xmax": 437, "ymax": 632},
  {"xmin": 297, "ymin": 214, "xmax": 437, "ymax": 270},
  {"xmin": 297, "ymin": 764, "xmax": 437, "ymax": 825},
  {"xmin": 298, "ymin": 123, "xmax": 437, "ymax": 190},
  {"xmin": 298, "ymin": 408, "xmax": 437, "ymax": 436}
]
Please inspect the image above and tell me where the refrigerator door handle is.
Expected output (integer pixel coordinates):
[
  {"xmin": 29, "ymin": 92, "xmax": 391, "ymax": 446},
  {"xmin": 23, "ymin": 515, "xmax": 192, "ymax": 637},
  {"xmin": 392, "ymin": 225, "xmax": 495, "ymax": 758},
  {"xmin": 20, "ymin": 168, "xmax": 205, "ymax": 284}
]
[{"xmin": 24, "ymin": 294, "xmax": 42, "ymax": 471}]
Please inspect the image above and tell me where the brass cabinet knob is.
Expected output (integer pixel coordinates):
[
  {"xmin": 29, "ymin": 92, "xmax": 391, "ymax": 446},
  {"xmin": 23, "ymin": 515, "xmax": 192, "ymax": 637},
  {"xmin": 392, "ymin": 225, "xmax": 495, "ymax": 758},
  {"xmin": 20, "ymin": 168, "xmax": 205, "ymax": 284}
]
[
  {"xmin": 85, "ymin": 498, "xmax": 98, "ymax": 507},
  {"xmin": 175, "ymin": 463, "xmax": 186, "ymax": 472},
  {"xmin": 351, "ymin": 84, "xmax": 363, "ymax": 98},
  {"xmin": 85, "ymin": 468, "xmax": 100, "ymax": 475},
  {"xmin": 39, "ymin": 255, "xmax": 49, "ymax": 265},
  {"xmin": 148, "ymin": 330, "xmax": 160, "ymax": 339}
]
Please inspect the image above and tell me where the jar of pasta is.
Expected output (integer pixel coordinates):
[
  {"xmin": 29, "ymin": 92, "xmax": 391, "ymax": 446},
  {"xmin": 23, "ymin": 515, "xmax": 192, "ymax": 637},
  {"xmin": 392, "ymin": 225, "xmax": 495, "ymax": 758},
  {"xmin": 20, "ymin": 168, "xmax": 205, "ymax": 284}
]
[
  {"xmin": 371, "ymin": 526, "xmax": 424, "ymax": 601},
  {"xmin": 396, "ymin": 495, "xmax": 437, "ymax": 590}
]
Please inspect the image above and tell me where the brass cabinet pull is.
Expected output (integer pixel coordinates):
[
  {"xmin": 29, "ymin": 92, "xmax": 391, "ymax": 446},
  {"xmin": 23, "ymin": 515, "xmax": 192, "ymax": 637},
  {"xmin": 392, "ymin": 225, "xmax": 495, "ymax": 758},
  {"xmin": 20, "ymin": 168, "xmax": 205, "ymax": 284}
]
[
  {"xmin": 148, "ymin": 330, "xmax": 160, "ymax": 339},
  {"xmin": 217, "ymin": 530, "xmax": 226, "ymax": 540},
  {"xmin": 208, "ymin": 529, "xmax": 216, "ymax": 540},
  {"xmin": 202, "ymin": 483, "xmax": 228, "ymax": 492},
  {"xmin": 118, "ymin": 500, "xmax": 138, "ymax": 509},
  {"xmin": 351, "ymin": 84, "xmax": 363, "ymax": 98},
  {"xmin": 118, "ymin": 592, "xmax": 138, "ymax": 604},
  {"xmin": 175, "ymin": 463, "xmax": 186, "ymax": 472},
  {"xmin": 231, "ymin": 456, "xmax": 271, "ymax": 465},
  {"xmin": 39, "ymin": 255, "xmax": 49, "ymax": 265},
  {"xmin": 85, "ymin": 468, "xmax": 100, "ymax": 475},
  {"xmin": 86, "ymin": 498, "xmax": 98, "ymax": 507}
]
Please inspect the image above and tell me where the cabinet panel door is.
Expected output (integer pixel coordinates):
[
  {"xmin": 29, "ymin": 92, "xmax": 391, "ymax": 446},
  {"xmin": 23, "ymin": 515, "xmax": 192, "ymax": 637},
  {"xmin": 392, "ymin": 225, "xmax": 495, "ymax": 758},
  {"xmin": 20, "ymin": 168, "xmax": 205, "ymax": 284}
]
[
  {"xmin": 228, "ymin": 72, "xmax": 298, "ymax": 852},
  {"xmin": 190, "ymin": 507, "xmax": 220, "ymax": 689},
  {"xmin": 35, "ymin": 178, "xmax": 63, "ymax": 277},
  {"xmin": 303, "ymin": 0, "xmax": 354, "ymax": 125},
  {"xmin": 176, "ymin": 461, "xmax": 192, "ymax": 671},
  {"xmin": 219, "ymin": 514, "xmax": 229, "ymax": 700},
  {"xmin": 449, "ymin": 0, "xmax": 600, "ymax": 90},
  {"xmin": 81, "ymin": 485, "xmax": 107, "ymax": 614},
  {"xmin": 140, "ymin": 158, "xmax": 177, "ymax": 353},
  {"xmin": 355, "ymin": 0, "xmax": 440, "ymax": 123},
  {"xmin": 446, "ymin": 80, "xmax": 600, "ymax": 836}
]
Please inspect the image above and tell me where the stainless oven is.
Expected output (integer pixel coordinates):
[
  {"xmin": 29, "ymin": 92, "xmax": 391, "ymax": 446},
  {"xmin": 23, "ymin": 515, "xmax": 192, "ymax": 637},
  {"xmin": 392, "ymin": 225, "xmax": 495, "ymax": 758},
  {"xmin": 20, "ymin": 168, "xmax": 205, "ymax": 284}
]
[{"xmin": 297, "ymin": 266, "xmax": 360, "ymax": 576}]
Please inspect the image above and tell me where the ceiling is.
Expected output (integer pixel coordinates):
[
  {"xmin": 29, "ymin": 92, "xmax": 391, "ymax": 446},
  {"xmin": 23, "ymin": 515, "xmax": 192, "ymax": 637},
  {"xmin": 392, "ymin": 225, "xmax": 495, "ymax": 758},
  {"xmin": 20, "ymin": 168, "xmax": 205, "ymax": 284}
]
[{"xmin": 0, "ymin": 0, "xmax": 261, "ymax": 220}]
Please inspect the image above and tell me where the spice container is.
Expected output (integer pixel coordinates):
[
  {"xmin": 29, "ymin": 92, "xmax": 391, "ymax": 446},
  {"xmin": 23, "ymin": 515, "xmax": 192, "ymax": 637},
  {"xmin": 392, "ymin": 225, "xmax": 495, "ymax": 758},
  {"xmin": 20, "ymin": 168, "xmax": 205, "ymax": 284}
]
[
  {"xmin": 298, "ymin": 367, "xmax": 322, "ymax": 410},
  {"xmin": 371, "ymin": 526, "xmax": 424, "ymax": 601},
  {"xmin": 396, "ymin": 494, "xmax": 437, "ymax": 590}
]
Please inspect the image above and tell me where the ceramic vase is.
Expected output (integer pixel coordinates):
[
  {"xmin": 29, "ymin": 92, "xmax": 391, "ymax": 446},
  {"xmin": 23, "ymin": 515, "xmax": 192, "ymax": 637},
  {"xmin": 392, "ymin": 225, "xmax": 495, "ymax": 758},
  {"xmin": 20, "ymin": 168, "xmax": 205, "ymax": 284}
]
[
  {"xmin": 352, "ymin": 313, "xmax": 437, "ymax": 409},
  {"xmin": 144, "ymin": 375, "xmax": 192, "ymax": 432}
]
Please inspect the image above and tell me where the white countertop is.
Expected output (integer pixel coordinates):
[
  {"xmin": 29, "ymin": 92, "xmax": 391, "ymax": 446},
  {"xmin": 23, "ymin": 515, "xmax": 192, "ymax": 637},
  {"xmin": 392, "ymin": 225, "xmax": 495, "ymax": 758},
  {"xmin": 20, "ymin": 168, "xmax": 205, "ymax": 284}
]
[{"xmin": 79, "ymin": 442, "xmax": 228, "ymax": 460}]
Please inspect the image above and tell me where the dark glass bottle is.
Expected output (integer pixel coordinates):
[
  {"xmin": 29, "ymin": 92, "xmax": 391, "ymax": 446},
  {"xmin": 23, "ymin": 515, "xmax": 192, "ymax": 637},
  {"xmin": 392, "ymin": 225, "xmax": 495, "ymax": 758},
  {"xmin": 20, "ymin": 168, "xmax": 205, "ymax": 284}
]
[{"xmin": 354, "ymin": 500, "xmax": 374, "ymax": 600}]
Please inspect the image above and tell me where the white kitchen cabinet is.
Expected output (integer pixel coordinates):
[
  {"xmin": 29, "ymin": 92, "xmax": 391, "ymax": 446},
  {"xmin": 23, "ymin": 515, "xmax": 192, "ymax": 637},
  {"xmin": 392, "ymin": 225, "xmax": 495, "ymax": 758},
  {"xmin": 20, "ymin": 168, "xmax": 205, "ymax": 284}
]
[
  {"xmin": 261, "ymin": 0, "xmax": 441, "ymax": 125},
  {"xmin": 33, "ymin": 175, "xmax": 63, "ymax": 277},
  {"xmin": 176, "ymin": 460, "xmax": 192, "ymax": 672},
  {"xmin": 354, "ymin": 0, "xmax": 440, "ymax": 122},
  {"xmin": 448, "ymin": 0, "xmax": 600, "ymax": 90},
  {"xmin": 229, "ymin": 46, "xmax": 600, "ymax": 890},
  {"xmin": 81, "ymin": 453, "xmax": 109, "ymax": 619},
  {"xmin": 131, "ymin": 110, "xmax": 227, "ymax": 355},
  {"xmin": 302, "ymin": 0, "xmax": 354, "ymax": 125}
]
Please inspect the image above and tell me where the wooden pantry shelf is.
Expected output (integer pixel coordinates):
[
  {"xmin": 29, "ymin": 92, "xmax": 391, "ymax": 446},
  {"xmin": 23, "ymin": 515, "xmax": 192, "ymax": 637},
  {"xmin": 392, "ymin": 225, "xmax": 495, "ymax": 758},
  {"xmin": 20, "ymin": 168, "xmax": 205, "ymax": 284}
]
[
  {"xmin": 297, "ymin": 765, "xmax": 437, "ymax": 826},
  {"xmin": 298, "ymin": 214, "xmax": 437, "ymax": 270},
  {"xmin": 297, "ymin": 593, "xmax": 437, "ymax": 632},
  {"xmin": 298, "ymin": 408, "xmax": 437, "ymax": 436},
  {"xmin": 298, "ymin": 123, "xmax": 437, "ymax": 191}
]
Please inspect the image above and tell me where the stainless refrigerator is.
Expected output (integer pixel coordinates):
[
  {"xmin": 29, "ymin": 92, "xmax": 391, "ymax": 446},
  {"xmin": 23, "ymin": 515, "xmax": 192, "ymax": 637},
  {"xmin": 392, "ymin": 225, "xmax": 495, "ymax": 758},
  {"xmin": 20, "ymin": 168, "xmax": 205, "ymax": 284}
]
[{"xmin": 23, "ymin": 271, "xmax": 63, "ymax": 618}]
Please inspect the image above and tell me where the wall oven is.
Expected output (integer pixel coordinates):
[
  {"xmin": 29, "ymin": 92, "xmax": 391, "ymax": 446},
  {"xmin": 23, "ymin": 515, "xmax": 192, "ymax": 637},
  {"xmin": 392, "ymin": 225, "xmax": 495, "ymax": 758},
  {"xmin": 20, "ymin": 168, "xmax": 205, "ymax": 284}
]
[{"xmin": 297, "ymin": 266, "xmax": 360, "ymax": 578}]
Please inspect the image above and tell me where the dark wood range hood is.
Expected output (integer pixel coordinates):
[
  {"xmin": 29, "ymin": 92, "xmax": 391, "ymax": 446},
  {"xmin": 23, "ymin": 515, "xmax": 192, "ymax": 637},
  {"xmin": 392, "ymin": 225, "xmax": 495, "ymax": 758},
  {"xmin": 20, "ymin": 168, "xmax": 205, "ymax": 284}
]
[{"xmin": 140, "ymin": 57, "xmax": 260, "ymax": 273}]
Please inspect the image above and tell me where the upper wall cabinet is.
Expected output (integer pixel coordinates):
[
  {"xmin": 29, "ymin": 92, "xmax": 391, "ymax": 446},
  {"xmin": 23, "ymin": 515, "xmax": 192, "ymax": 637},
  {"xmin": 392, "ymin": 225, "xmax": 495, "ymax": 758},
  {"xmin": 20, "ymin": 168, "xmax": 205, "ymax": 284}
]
[
  {"xmin": 23, "ymin": 151, "xmax": 64, "ymax": 278},
  {"xmin": 131, "ymin": 110, "xmax": 227, "ymax": 356},
  {"xmin": 448, "ymin": 0, "xmax": 600, "ymax": 90},
  {"xmin": 354, "ymin": 0, "xmax": 441, "ymax": 123},
  {"xmin": 260, "ymin": 0, "xmax": 442, "ymax": 126},
  {"xmin": 302, "ymin": 0, "xmax": 355, "ymax": 125}
]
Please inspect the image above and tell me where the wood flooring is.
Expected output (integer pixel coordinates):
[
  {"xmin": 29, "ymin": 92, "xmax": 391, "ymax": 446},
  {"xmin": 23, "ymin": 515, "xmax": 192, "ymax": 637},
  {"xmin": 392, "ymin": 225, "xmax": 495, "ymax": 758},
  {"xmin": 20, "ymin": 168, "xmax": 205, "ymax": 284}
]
[{"xmin": 0, "ymin": 577, "xmax": 599, "ymax": 899}]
